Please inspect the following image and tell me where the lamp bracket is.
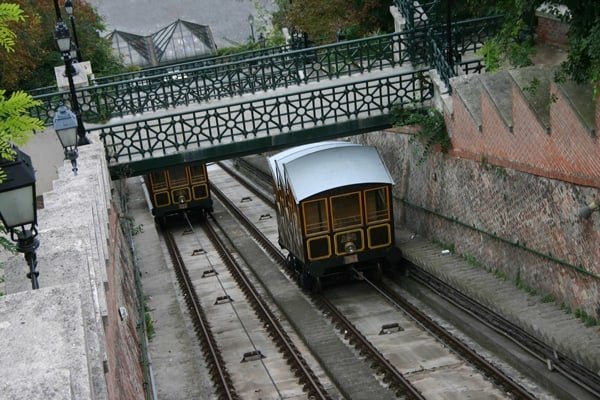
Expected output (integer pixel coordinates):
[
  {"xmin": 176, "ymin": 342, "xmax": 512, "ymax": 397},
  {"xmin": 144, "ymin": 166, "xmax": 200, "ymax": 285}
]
[{"xmin": 11, "ymin": 227, "xmax": 39, "ymax": 249}]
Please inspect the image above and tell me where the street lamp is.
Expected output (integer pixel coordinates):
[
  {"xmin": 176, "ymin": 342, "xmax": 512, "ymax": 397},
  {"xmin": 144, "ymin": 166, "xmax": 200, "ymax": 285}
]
[
  {"xmin": 0, "ymin": 148, "xmax": 40, "ymax": 290},
  {"xmin": 64, "ymin": 0, "xmax": 82, "ymax": 62},
  {"xmin": 53, "ymin": 104, "xmax": 79, "ymax": 175},
  {"xmin": 248, "ymin": 14, "xmax": 255, "ymax": 43},
  {"xmin": 54, "ymin": 20, "xmax": 89, "ymax": 146}
]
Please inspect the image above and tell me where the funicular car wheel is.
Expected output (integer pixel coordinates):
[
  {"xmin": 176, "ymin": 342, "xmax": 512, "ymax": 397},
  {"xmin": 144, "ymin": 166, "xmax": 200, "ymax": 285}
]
[
  {"xmin": 299, "ymin": 269, "xmax": 312, "ymax": 291},
  {"xmin": 313, "ymin": 276, "xmax": 323, "ymax": 293},
  {"xmin": 369, "ymin": 262, "xmax": 383, "ymax": 283}
]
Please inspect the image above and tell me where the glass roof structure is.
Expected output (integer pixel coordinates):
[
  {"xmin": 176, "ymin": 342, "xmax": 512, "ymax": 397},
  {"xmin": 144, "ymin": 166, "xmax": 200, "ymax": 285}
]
[{"xmin": 107, "ymin": 19, "xmax": 217, "ymax": 67}]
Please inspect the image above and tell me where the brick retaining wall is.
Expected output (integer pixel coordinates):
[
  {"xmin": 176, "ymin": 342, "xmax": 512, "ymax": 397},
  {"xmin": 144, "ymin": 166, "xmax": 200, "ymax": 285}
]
[
  {"xmin": 535, "ymin": 11, "xmax": 569, "ymax": 46},
  {"xmin": 354, "ymin": 130, "xmax": 599, "ymax": 319},
  {"xmin": 105, "ymin": 207, "xmax": 146, "ymax": 399},
  {"xmin": 448, "ymin": 75, "xmax": 600, "ymax": 189}
]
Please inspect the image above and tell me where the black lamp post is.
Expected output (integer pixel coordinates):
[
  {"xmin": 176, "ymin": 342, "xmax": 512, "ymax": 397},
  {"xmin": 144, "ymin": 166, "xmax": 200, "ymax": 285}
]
[
  {"xmin": 64, "ymin": 0, "xmax": 82, "ymax": 62},
  {"xmin": 0, "ymin": 148, "xmax": 40, "ymax": 290},
  {"xmin": 53, "ymin": 104, "xmax": 79, "ymax": 175},
  {"xmin": 54, "ymin": 20, "xmax": 89, "ymax": 146}
]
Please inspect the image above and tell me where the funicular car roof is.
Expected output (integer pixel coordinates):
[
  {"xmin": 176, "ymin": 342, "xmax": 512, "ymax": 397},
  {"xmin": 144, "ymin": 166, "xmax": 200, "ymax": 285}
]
[{"xmin": 268, "ymin": 141, "xmax": 394, "ymax": 203}]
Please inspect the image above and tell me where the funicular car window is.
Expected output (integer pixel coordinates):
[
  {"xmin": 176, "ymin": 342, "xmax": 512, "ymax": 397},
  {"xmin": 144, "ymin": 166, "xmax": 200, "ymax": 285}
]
[
  {"xmin": 188, "ymin": 164, "xmax": 206, "ymax": 184},
  {"xmin": 365, "ymin": 187, "xmax": 389, "ymax": 223},
  {"xmin": 331, "ymin": 192, "xmax": 362, "ymax": 229},
  {"xmin": 303, "ymin": 198, "xmax": 328, "ymax": 235},
  {"xmin": 168, "ymin": 165, "xmax": 189, "ymax": 187},
  {"xmin": 150, "ymin": 171, "xmax": 168, "ymax": 191}
]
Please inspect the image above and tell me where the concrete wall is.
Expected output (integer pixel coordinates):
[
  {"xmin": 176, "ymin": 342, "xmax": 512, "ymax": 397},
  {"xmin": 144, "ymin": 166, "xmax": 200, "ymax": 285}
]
[
  {"xmin": 0, "ymin": 140, "xmax": 146, "ymax": 399},
  {"xmin": 353, "ymin": 130, "xmax": 599, "ymax": 320}
]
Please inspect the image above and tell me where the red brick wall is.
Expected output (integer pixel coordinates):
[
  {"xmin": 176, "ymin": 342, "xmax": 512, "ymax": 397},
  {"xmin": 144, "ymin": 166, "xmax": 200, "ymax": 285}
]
[
  {"xmin": 105, "ymin": 206, "xmax": 146, "ymax": 400},
  {"xmin": 448, "ymin": 81, "xmax": 600, "ymax": 188},
  {"xmin": 354, "ymin": 131, "xmax": 600, "ymax": 319},
  {"xmin": 596, "ymin": 93, "xmax": 600, "ymax": 133},
  {"xmin": 536, "ymin": 14, "xmax": 569, "ymax": 46}
]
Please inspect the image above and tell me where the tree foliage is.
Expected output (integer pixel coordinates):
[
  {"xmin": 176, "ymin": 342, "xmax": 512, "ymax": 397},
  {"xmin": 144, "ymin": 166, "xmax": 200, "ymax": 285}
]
[
  {"xmin": 0, "ymin": 3, "xmax": 44, "ymax": 181},
  {"xmin": 0, "ymin": 3, "xmax": 24, "ymax": 52},
  {"xmin": 272, "ymin": 0, "xmax": 393, "ymax": 44},
  {"xmin": 0, "ymin": 0, "xmax": 124, "ymax": 92},
  {"xmin": 554, "ymin": 1, "xmax": 600, "ymax": 89},
  {"xmin": 470, "ymin": 0, "xmax": 600, "ymax": 88},
  {"xmin": 274, "ymin": 0, "xmax": 599, "ymax": 88}
]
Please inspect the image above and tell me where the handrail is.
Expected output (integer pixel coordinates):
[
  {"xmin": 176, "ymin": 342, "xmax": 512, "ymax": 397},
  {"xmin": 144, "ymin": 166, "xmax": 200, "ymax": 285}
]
[
  {"xmin": 30, "ymin": 14, "xmax": 502, "ymax": 127},
  {"xmin": 92, "ymin": 45, "xmax": 291, "ymax": 85},
  {"xmin": 30, "ymin": 30, "xmax": 429, "ymax": 126}
]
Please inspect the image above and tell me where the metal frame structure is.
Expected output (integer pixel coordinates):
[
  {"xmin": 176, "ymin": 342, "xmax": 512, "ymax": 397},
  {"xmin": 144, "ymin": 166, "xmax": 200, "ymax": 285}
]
[
  {"xmin": 107, "ymin": 19, "xmax": 217, "ymax": 67},
  {"xmin": 394, "ymin": 0, "xmax": 503, "ymax": 90},
  {"xmin": 31, "ymin": 16, "xmax": 500, "ymax": 126},
  {"xmin": 92, "ymin": 45, "xmax": 291, "ymax": 86}
]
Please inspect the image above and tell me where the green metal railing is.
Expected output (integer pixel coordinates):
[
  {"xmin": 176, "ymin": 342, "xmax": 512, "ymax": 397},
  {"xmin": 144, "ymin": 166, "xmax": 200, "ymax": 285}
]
[
  {"xmin": 394, "ymin": 0, "xmax": 502, "ymax": 90},
  {"xmin": 433, "ymin": 16, "xmax": 502, "ymax": 90},
  {"xmin": 91, "ymin": 45, "xmax": 291, "ymax": 85},
  {"xmin": 452, "ymin": 16, "xmax": 503, "ymax": 55},
  {"xmin": 26, "ymin": 46, "xmax": 290, "ymax": 98},
  {"xmin": 395, "ymin": 0, "xmax": 440, "ymax": 31},
  {"xmin": 31, "ymin": 30, "xmax": 428, "ymax": 126},
  {"xmin": 30, "ymin": 11, "xmax": 502, "ymax": 125},
  {"xmin": 90, "ymin": 68, "xmax": 433, "ymax": 176},
  {"xmin": 27, "ymin": 85, "xmax": 59, "ymax": 97}
]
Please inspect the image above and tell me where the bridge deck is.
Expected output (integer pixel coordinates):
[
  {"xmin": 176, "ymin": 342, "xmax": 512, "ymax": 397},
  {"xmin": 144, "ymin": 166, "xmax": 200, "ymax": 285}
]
[{"xmin": 88, "ymin": 65, "xmax": 434, "ymax": 177}]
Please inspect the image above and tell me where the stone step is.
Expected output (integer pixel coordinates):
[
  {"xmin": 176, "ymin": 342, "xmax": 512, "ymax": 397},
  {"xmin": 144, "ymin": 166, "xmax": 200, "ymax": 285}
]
[
  {"xmin": 452, "ymin": 74, "xmax": 483, "ymax": 130},
  {"xmin": 480, "ymin": 70, "xmax": 514, "ymax": 131},
  {"xmin": 555, "ymin": 79, "xmax": 596, "ymax": 136},
  {"xmin": 509, "ymin": 65, "xmax": 555, "ymax": 132}
]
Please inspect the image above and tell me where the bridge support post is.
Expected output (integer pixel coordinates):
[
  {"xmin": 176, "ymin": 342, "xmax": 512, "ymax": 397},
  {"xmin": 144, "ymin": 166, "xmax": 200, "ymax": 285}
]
[
  {"xmin": 389, "ymin": 6, "xmax": 406, "ymax": 65},
  {"xmin": 428, "ymin": 68, "xmax": 452, "ymax": 112}
]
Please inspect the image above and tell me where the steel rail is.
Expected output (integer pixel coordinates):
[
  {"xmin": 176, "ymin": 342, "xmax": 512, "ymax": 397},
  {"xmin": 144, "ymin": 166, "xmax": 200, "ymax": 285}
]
[
  {"xmin": 375, "ymin": 281, "xmax": 537, "ymax": 399},
  {"xmin": 225, "ymin": 159, "xmax": 544, "ymax": 399},
  {"xmin": 210, "ymin": 172, "xmax": 426, "ymax": 399},
  {"xmin": 409, "ymin": 266, "xmax": 600, "ymax": 398},
  {"xmin": 315, "ymin": 293, "xmax": 426, "ymax": 399},
  {"xmin": 203, "ymin": 217, "xmax": 331, "ymax": 400},
  {"xmin": 162, "ymin": 228, "xmax": 239, "ymax": 399}
]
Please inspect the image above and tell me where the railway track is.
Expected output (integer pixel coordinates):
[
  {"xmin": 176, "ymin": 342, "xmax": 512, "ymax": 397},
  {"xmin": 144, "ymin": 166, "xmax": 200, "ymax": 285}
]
[
  {"xmin": 211, "ymin": 161, "xmax": 539, "ymax": 398},
  {"xmin": 228, "ymin": 156, "xmax": 600, "ymax": 399},
  {"xmin": 163, "ymin": 226, "xmax": 238, "ymax": 399},
  {"xmin": 162, "ymin": 215, "xmax": 331, "ymax": 399},
  {"xmin": 407, "ymin": 266, "xmax": 600, "ymax": 398}
]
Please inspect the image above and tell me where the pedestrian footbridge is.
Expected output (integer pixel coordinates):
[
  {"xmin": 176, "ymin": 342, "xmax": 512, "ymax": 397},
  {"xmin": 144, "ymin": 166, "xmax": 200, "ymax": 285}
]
[{"xmin": 31, "ymin": 8, "xmax": 501, "ymax": 178}]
